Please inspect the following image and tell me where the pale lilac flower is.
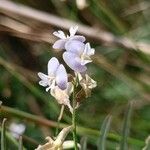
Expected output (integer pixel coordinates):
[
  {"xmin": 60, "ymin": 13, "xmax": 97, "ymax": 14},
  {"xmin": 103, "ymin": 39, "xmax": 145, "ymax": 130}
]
[
  {"xmin": 38, "ymin": 57, "xmax": 67, "ymax": 91},
  {"xmin": 50, "ymin": 82, "xmax": 73, "ymax": 113},
  {"xmin": 63, "ymin": 40, "xmax": 95, "ymax": 72},
  {"xmin": 9, "ymin": 123, "xmax": 26, "ymax": 139},
  {"xmin": 53, "ymin": 26, "xmax": 85, "ymax": 49}
]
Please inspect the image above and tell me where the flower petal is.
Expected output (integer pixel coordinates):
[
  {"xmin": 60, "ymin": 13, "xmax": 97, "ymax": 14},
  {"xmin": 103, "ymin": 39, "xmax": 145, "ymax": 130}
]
[
  {"xmin": 38, "ymin": 72, "xmax": 49, "ymax": 87},
  {"xmin": 48, "ymin": 57, "xmax": 60, "ymax": 76},
  {"xmin": 50, "ymin": 86, "xmax": 70, "ymax": 106},
  {"xmin": 56, "ymin": 64, "xmax": 68, "ymax": 90},
  {"xmin": 63, "ymin": 52, "xmax": 87, "ymax": 72},
  {"xmin": 84, "ymin": 43, "xmax": 95, "ymax": 56},
  {"xmin": 70, "ymin": 35, "xmax": 86, "ymax": 42},
  {"xmin": 39, "ymin": 80, "xmax": 48, "ymax": 87},
  {"xmin": 53, "ymin": 30, "xmax": 66, "ymax": 39},
  {"xmin": 65, "ymin": 40, "xmax": 85, "ymax": 55},
  {"xmin": 38, "ymin": 72, "xmax": 48, "ymax": 81},
  {"xmin": 75, "ymin": 56, "xmax": 92, "ymax": 65},
  {"xmin": 66, "ymin": 82, "xmax": 73, "ymax": 96},
  {"xmin": 69, "ymin": 26, "xmax": 78, "ymax": 36},
  {"xmin": 52, "ymin": 39, "xmax": 66, "ymax": 49}
]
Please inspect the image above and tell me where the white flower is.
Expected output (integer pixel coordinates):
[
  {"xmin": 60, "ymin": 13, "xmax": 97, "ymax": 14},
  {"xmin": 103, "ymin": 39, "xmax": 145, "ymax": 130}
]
[
  {"xmin": 50, "ymin": 82, "xmax": 73, "ymax": 113},
  {"xmin": 77, "ymin": 73, "xmax": 97, "ymax": 97},
  {"xmin": 38, "ymin": 57, "xmax": 68, "ymax": 92},
  {"xmin": 63, "ymin": 41, "xmax": 95, "ymax": 72},
  {"xmin": 35, "ymin": 126, "xmax": 81, "ymax": 150},
  {"xmin": 9, "ymin": 123, "xmax": 26, "ymax": 139},
  {"xmin": 53, "ymin": 26, "xmax": 85, "ymax": 50},
  {"xmin": 78, "ymin": 42, "xmax": 95, "ymax": 65}
]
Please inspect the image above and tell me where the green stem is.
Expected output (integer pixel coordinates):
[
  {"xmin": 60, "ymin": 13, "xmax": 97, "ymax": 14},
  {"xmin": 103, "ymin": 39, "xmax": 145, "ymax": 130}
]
[
  {"xmin": 1, "ymin": 118, "xmax": 7, "ymax": 150},
  {"xmin": 72, "ymin": 84, "xmax": 78, "ymax": 150}
]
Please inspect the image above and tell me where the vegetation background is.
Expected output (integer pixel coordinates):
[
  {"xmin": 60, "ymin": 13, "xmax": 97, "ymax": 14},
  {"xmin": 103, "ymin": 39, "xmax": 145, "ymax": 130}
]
[{"xmin": 0, "ymin": 0, "xmax": 149, "ymax": 149}]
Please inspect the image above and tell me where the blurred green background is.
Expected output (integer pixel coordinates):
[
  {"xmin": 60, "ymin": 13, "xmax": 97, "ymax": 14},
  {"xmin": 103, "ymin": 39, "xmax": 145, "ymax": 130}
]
[{"xmin": 0, "ymin": 0, "xmax": 150, "ymax": 149}]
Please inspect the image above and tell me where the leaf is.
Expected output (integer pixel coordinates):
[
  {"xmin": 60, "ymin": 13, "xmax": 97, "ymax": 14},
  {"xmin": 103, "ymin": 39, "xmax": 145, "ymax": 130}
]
[
  {"xmin": 119, "ymin": 102, "xmax": 133, "ymax": 150},
  {"xmin": 1, "ymin": 118, "xmax": 7, "ymax": 150},
  {"xmin": 142, "ymin": 136, "xmax": 150, "ymax": 150},
  {"xmin": 80, "ymin": 137, "xmax": 87, "ymax": 150},
  {"xmin": 97, "ymin": 115, "xmax": 112, "ymax": 150}
]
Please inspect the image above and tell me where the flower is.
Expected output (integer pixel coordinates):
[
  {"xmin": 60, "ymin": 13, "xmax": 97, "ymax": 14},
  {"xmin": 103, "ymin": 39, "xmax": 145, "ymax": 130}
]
[
  {"xmin": 9, "ymin": 122, "xmax": 26, "ymax": 139},
  {"xmin": 35, "ymin": 126, "xmax": 81, "ymax": 150},
  {"xmin": 50, "ymin": 82, "xmax": 73, "ymax": 113},
  {"xmin": 38, "ymin": 57, "xmax": 68, "ymax": 91},
  {"xmin": 63, "ymin": 40, "xmax": 95, "ymax": 72},
  {"xmin": 77, "ymin": 73, "xmax": 97, "ymax": 97},
  {"xmin": 53, "ymin": 26, "xmax": 85, "ymax": 50}
]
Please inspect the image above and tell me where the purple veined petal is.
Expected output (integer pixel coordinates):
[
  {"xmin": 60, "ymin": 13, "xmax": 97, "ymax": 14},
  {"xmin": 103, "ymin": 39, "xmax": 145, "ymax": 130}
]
[
  {"xmin": 65, "ymin": 40, "xmax": 85, "ymax": 55},
  {"xmin": 56, "ymin": 64, "xmax": 68, "ymax": 90},
  {"xmin": 48, "ymin": 57, "xmax": 60, "ymax": 76},
  {"xmin": 70, "ymin": 35, "xmax": 86, "ymax": 42},
  {"xmin": 63, "ymin": 52, "xmax": 87, "ymax": 73},
  {"xmin": 52, "ymin": 39, "xmax": 66, "ymax": 49}
]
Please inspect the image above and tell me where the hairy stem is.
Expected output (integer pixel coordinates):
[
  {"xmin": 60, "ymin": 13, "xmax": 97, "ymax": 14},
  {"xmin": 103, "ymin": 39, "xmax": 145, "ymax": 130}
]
[{"xmin": 72, "ymin": 84, "xmax": 78, "ymax": 150}]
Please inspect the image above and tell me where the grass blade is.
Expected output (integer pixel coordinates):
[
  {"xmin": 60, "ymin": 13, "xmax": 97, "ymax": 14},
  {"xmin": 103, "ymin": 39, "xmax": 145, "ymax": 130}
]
[
  {"xmin": 1, "ymin": 105, "xmax": 145, "ymax": 147},
  {"xmin": 1, "ymin": 118, "xmax": 7, "ymax": 150},
  {"xmin": 80, "ymin": 137, "xmax": 87, "ymax": 150},
  {"xmin": 119, "ymin": 102, "xmax": 133, "ymax": 150},
  {"xmin": 97, "ymin": 115, "xmax": 112, "ymax": 150},
  {"xmin": 142, "ymin": 136, "xmax": 150, "ymax": 150}
]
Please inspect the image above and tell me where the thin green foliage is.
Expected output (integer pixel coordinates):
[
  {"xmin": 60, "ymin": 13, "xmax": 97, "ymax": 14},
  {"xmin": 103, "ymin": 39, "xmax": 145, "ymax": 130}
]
[
  {"xmin": 0, "ymin": 128, "xmax": 25, "ymax": 149},
  {"xmin": 119, "ymin": 102, "xmax": 133, "ymax": 150},
  {"xmin": 1, "ymin": 105, "xmax": 145, "ymax": 147},
  {"xmin": 1, "ymin": 118, "xmax": 7, "ymax": 150},
  {"xmin": 89, "ymin": 0, "xmax": 126, "ymax": 34},
  {"xmin": 80, "ymin": 137, "xmax": 87, "ymax": 150},
  {"xmin": 97, "ymin": 115, "xmax": 112, "ymax": 150}
]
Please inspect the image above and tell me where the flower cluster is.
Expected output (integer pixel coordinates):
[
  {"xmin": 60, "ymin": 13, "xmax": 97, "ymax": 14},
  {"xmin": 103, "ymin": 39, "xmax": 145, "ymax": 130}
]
[
  {"xmin": 38, "ymin": 26, "xmax": 96, "ymax": 113},
  {"xmin": 37, "ymin": 26, "xmax": 97, "ymax": 150},
  {"xmin": 53, "ymin": 26, "xmax": 95, "ymax": 73}
]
